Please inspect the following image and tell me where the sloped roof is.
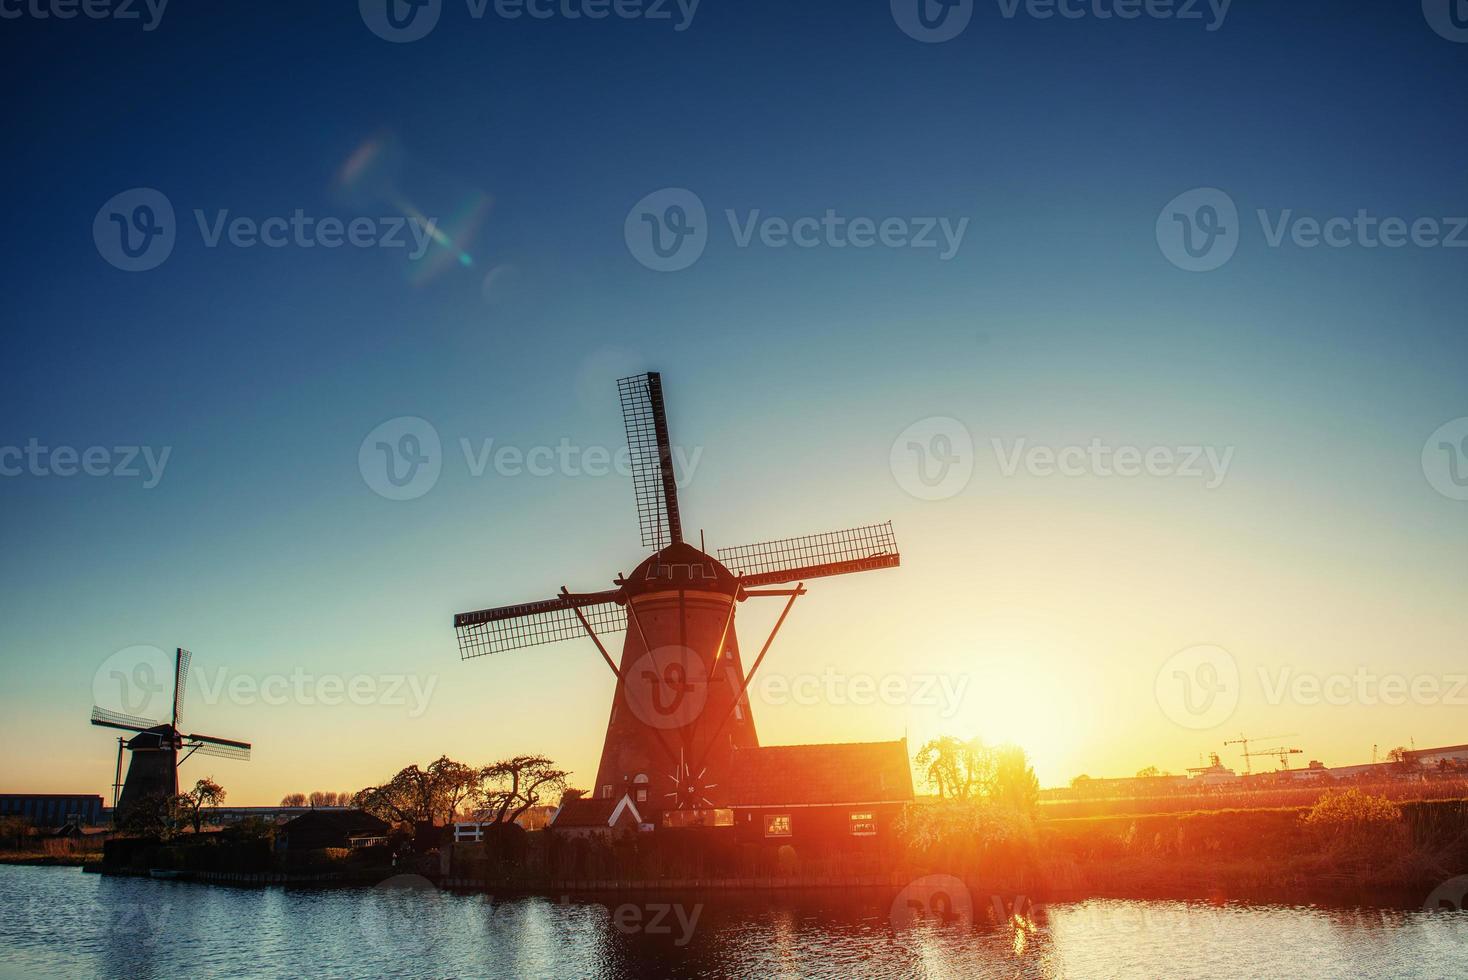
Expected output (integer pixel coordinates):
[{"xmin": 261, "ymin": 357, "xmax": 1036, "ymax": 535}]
[
  {"xmin": 721, "ymin": 740, "xmax": 913, "ymax": 807},
  {"xmin": 280, "ymin": 808, "xmax": 389, "ymax": 836},
  {"xmin": 550, "ymin": 795, "xmax": 641, "ymax": 829}
]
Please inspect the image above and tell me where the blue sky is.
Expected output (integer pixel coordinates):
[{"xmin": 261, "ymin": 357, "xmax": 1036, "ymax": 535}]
[{"xmin": 1, "ymin": 1, "xmax": 1466, "ymax": 800}]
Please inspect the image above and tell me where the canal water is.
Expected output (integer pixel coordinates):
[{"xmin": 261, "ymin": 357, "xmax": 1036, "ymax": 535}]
[{"xmin": 1, "ymin": 865, "xmax": 1464, "ymax": 978}]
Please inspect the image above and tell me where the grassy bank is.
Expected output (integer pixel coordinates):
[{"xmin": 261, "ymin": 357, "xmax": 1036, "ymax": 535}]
[
  {"xmin": 1040, "ymin": 779, "xmax": 1468, "ymax": 820},
  {"xmin": 1035, "ymin": 796, "xmax": 1468, "ymax": 899},
  {"xmin": 0, "ymin": 849, "xmax": 101, "ymax": 867}
]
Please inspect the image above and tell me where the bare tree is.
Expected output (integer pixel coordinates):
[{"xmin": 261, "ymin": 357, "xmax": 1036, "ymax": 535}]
[
  {"xmin": 479, "ymin": 756, "xmax": 569, "ymax": 824},
  {"xmin": 280, "ymin": 793, "xmax": 308, "ymax": 807},
  {"xmin": 354, "ymin": 756, "xmax": 480, "ymax": 828}
]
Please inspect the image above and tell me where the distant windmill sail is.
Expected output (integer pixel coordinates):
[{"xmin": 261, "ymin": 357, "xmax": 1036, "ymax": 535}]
[{"xmin": 172, "ymin": 647, "xmax": 191, "ymax": 729}]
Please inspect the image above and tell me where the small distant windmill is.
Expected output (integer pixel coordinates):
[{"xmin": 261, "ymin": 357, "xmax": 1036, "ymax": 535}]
[
  {"xmin": 90, "ymin": 648, "xmax": 251, "ymax": 816},
  {"xmin": 453, "ymin": 372, "xmax": 901, "ymax": 819}
]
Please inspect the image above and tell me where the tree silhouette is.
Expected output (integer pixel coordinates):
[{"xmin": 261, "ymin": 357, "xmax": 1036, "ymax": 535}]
[{"xmin": 175, "ymin": 778, "xmax": 226, "ymax": 834}]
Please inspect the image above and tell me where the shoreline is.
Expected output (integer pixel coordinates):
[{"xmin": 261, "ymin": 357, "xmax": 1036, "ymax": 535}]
[{"xmin": 4, "ymin": 861, "xmax": 1440, "ymax": 912}]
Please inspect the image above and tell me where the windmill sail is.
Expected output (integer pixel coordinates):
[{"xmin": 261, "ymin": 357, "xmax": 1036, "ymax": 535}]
[
  {"xmin": 91, "ymin": 705, "xmax": 165, "ymax": 733},
  {"xmin": 618, "ymin": 372, "xmax": 682, "ymax": 549},
  {"xmin": 187, "ymin": 733, "xmax": 252, "ymax": 761},
  {"xmin": 172, "ymin": 647, "xmax": 191, "ymax": 728},
  {"xmin": 454, "ymin": 590, "xmax": 627, "ymax": 658},
  {"xmin": 191, "ymin": 742, "xmax": 251, "ymax": 761},
  {"xmin": 718, "ymin": 522, "xmax": 901, "ymax": 588}
]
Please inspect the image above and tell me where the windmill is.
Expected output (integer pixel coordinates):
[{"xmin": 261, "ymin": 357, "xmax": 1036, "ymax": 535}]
[
  {"xmin": 90, "ymin": 648, "xmax": 252, "ymax": 818},
  {"xmin": 453, "ymin": 372, "xmax": 901, "ymax": 821}
]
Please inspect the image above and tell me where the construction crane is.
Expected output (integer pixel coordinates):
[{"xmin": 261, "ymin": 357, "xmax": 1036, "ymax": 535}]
[
  {"xmin": 1243, "ymin": 746, "xmax": 1303, "ymax": 772},
  {"xmin": 1224, "ymin": 733, "xmax": 1299, "ymax": 774}
]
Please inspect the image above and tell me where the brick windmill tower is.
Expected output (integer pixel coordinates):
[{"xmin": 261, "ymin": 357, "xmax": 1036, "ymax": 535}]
[{"xmin": 454, "ymin": 373, "xmax": 901, "ymax": 824}]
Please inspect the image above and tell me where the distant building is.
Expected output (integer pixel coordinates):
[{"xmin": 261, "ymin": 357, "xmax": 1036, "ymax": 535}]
[
  {"xmin": 210, "ymin": 805, "xmax": 348, "ymax": 826},
  {"xmin": 1404, "ymin": 744, "xmax": 1468, "ymax": 769},
  {"xmin": 452, "ymin": 805, "xmax": 559, "ymax": 842},
  {"xmin": 1186, "ymin": 754, "xmax": 1240, "ymax": 787},
  {"xmin": 275, "ymin": 809, "xmax": 390, "ymax": 851},
  {"xmin": 0, "ymin": 794, "xmax": 105, "ymax": 828},
  {"xmin": 514, "ymin": 805, "xmax": 557, "ymax": 831},
  {"xmin": 1324, "ymin": 761, "xmax": 1398, "ymax": 781},
  {"xmin": 716, "ymin": 740, "xmax": 914, "ymax": 845},
  {"xmin": 548, "ymin": 795, "xmax": 644, "ymax": 839}
]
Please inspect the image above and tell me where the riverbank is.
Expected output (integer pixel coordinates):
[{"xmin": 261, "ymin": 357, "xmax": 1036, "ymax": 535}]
[
  {"xmin": 1036, "ymin": 796, "xmax": 1468, "ymax": 900},
  {"xmin": 43, "ymin": 793, "xmax": 1466, "ymax": 907},
  {"xmin": 0, "ymin": 851, "xmax": 100, "ymax": 867}
]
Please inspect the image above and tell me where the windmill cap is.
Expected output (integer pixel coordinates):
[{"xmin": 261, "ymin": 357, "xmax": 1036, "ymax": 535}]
[{"xmin": 625, "ymin": 541, "xmax": 738, "ymax": 596}]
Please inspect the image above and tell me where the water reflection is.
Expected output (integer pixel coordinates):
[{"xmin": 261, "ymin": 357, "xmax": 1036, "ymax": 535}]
[{"xmin": 1, "ymin": 865, "xmax": 1465, "ymax": 979}]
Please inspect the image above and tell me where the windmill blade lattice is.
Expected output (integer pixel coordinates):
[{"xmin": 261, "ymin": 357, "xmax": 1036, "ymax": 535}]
[
  {"xmin": 618, "ymin": 372, "xmax": 682, "ymax": 549},
  {"xmin": 454, "ymin": 592, "xmax": 627, "ymax": 658},
  {"xmin": 718, "ymin": 522, "xmax": 901, "ymax": 588},
  {"xmin": 190, "ymin": 740, "xmax": 251, "ymax": 762},
  {"xmin": 172, "ymin": 647, "xmax": 192, "ymax": 728},
  {"xmin": 91, "ymin": 705, "xmax": 164, "ymax": 732}
]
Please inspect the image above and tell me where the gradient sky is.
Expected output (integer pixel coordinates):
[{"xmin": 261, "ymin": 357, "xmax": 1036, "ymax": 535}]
[{"xmin": 2, "ymin": 2, "xmax": 1465, "ymax": 803}]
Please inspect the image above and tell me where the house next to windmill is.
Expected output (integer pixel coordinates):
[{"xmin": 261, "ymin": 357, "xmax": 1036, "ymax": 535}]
[{"xmin": 457, "ymin": 373, "xmax": 914, "ymax": 850}]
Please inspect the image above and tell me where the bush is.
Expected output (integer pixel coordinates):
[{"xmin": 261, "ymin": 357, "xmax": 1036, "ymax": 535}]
[
  {"xmin": 1303, "ymin": 788, "xmax": 1402, "ymax": 830},
  {"xmin": 1302, "ymin": 789, "xmax": 1405, "ymax": 862}
]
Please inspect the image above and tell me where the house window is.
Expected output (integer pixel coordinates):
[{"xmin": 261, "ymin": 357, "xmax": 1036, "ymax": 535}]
[
  {"xmin": 634, "ymin": 773, "xmax": 649, "ymax": 804},
  {"xmin": 764, "ymin": 814, "xmax": 792, "ymax": 838},
  {"xmin": 849, "ymin": 811, "xmax": 877, "ymax": 836},
  {"xmin": 600, "ymin": 785, "xmax": 612, "ymax": 799}
]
